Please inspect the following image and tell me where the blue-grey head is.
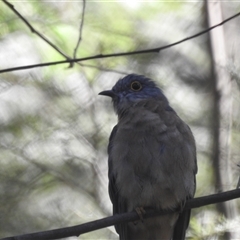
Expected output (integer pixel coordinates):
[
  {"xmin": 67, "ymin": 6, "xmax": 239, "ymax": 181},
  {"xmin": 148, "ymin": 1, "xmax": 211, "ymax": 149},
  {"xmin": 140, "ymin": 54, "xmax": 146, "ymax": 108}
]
[{"xmin": 99, "ymin": 74, "xmax": 169, "ymax": 116}]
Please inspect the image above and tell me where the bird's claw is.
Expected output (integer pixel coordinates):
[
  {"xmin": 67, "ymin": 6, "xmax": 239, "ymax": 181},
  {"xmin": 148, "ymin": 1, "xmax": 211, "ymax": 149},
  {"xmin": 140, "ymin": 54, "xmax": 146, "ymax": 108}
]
[
  {"xmin": 179, "ymin": 199, "xmax": 186, "ymax": 212},
  {"xmin": 135, "ymin": 207, "xmax": 146, "ymax": 222}
]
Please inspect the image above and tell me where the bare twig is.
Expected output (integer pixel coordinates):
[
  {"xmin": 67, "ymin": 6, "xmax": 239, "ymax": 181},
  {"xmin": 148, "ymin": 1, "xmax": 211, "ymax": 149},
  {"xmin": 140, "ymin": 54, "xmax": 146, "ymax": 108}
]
[
  {"xmin": 78, "ymin": 62, "xmax": 130, "ymax": 75},
  {"xmin": 2, "ymin": 0, "xmax": 71, "ymax": 60},
  {"xmin": 1, "ymin": 189, "xmax": 240, "ymax": 240},
  {"xmin": 71, "ymin": 0, "xmax": 86, "ymax": 67},
  {"xmin": 0, "ymin": 10, "xmax": 239, "ymax": 74}
]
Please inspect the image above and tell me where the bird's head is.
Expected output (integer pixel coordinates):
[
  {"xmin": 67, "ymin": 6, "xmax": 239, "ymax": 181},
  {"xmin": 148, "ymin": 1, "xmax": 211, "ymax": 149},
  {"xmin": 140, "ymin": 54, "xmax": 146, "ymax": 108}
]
[{"xmin": 99, "ymin": 74, "xmax": 169, "ymax": 116}]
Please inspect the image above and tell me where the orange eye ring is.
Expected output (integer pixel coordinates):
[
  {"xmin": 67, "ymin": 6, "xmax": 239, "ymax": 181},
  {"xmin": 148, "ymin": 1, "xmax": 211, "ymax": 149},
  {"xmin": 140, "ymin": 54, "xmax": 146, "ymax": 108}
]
[{"xmin": 130, "ymin": 81, "xmax": 142, "ymax": 91}]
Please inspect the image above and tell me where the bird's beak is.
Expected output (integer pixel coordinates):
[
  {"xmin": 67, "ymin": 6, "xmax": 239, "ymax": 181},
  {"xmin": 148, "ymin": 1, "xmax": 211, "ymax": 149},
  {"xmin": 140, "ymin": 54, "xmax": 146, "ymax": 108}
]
[{"xmin": 98, "ymin": 90, "xmax": 116, "ymax": 98}]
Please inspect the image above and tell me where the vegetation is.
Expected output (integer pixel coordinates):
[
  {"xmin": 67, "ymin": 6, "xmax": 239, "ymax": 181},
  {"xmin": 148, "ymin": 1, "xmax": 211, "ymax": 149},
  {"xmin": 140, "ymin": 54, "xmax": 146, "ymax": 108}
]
[{"xmin": 0, "ymin": 1, "xmax": 240, "ymax": 239}]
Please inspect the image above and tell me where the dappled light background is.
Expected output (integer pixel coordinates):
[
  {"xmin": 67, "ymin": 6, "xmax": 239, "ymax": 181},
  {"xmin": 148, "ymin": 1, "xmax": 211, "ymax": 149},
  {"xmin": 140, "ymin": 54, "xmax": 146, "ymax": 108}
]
[{"xmin": 1, "ymin": 1, "xmax": 240, "ymax": 239}]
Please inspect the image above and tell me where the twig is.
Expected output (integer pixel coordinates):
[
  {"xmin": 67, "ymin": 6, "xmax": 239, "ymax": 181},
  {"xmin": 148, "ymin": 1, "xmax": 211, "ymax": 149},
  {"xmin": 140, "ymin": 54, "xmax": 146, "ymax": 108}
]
[
  {"xmin": 2, "ymin": 0, "xmax": 71, "ymax": 60},
  {"xmin": 71, "ymin": 0, "xmax": 86, "ymax": 67},
  {"xmin": 78, "ymin": 62, "xmax": 130, "ymax": 75},
  {"xmin": 1, "ymin": 189, "xmax": 240, "ymax": 240},
  {"xmin": 0, "ymin": 10, "xmax": 239, "ymax": 74}
]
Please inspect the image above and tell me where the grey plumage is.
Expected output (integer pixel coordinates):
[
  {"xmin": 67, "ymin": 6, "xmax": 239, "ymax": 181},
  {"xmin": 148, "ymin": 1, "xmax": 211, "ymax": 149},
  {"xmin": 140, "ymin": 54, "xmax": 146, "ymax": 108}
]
[{"xmin": 99, "ymin": 74, "xmax": 197, "ymax": 240}]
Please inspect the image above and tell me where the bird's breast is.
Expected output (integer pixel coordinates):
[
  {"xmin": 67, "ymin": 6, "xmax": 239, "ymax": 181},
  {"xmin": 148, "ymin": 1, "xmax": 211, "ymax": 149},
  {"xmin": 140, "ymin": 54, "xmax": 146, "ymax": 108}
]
[{"xmin": 110, "ymin": 108, "xmax": 194, "ymax": 210}]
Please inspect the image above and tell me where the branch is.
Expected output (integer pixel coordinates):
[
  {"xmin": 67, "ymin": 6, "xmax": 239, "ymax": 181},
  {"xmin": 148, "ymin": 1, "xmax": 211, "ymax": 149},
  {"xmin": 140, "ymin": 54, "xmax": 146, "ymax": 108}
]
[
  {"xmin": 0, "ymin": 10, "xmax": 239, "ymax": 74},
  {"xmin": 78, "ymin": 62, "xmax": 130, "ymax": 75},
  {"xmin": 2, "ymin": 0, "xmax": 71, "ymax": 60},
  {"xmin": 72, "ymin": 0, "xmax": 86, "ymax": 64},
  {"xmin": 1, "ymin": 189, "xmax": 240, "ymax": 240}
]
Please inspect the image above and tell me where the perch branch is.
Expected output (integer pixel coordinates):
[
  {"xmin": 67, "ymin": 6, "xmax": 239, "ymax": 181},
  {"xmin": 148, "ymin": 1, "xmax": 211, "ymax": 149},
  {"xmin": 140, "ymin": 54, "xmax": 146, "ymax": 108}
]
[{"xmin": 1, "ymin": 189, "xmax": 240, "ymax": 240}]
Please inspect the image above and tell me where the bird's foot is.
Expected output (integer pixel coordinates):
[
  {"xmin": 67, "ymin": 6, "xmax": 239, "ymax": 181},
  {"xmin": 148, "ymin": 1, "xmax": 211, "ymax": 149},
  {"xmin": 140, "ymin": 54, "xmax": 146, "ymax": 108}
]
[
  {"xmin": 135, "ymin": 207, "xmax": 146, "ymax": 223},
  {"xmin": 179, "ymin": 199, "xmax": 187, "ymax": 212}
]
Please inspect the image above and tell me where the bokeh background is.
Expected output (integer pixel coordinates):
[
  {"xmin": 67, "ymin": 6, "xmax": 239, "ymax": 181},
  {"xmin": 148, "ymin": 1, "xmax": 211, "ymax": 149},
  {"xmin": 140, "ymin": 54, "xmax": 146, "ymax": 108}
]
[{"xmin": 0, "ymin": 1, "xmax": 240, "ymax": 239}]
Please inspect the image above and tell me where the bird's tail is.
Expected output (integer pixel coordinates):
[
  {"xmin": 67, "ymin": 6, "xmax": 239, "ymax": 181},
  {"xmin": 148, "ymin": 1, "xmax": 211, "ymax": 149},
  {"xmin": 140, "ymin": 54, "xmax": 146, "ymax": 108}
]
[{"xmin": 172, "ymin": 209, "xmax": 191, "ymax": 240}]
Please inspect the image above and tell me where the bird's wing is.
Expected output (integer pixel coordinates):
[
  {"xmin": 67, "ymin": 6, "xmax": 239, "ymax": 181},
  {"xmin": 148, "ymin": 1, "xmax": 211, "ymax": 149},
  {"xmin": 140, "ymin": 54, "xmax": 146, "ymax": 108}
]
[
  {"xmin": 163, "ymin": 112, "xmax": 197, "ymax": 240},
  {"xmin": 108, "ymin": 125, "xmax": 128, "ymax": 239}
]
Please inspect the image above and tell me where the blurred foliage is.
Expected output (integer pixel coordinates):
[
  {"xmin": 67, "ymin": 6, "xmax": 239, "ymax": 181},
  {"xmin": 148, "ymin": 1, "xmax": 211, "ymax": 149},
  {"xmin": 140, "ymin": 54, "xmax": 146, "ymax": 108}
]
[{"xmin": 0, "ymin": 1, "xmax": 240, "ymax": 239}]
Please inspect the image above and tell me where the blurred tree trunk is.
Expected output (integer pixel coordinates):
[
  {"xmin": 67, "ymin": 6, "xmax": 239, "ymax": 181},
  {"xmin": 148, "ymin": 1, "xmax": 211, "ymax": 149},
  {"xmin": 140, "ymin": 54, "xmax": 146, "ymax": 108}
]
[{"xmin": 206, "ymin": 1, "xmax": 238, "ymax": 239}]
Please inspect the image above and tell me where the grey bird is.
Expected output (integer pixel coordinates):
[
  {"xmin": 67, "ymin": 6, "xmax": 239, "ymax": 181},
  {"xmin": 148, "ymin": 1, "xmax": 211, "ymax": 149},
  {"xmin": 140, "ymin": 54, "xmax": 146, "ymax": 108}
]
[{"xmin": 99, "ymin": 74, "xmax": 197, "ymax": 240}]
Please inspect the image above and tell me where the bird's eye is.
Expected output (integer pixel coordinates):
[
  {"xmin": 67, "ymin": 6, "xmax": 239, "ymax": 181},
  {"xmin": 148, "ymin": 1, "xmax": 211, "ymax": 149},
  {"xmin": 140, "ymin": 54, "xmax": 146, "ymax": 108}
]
[{"xmin": 130, "ymin": 81, "xmax": 142, "ymax": 91}]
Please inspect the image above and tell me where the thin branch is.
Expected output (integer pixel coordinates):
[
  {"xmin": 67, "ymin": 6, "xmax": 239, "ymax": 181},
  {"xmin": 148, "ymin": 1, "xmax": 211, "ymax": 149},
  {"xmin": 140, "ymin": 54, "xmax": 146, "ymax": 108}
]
[
  {"xmin": 1, "ymin": 189, "xmax": 240, "ymax": 240},
  {"xmin": 0, "ymin": 11, "xmax": 240, "ymax": 74},
  {"xmin": 78, "ymin": 62, "xmax": 130, "ymax": 75},
  {"xmin": 2, "ymin": 0, "xmax": 71, "ymax": 60},
  {"xmin": 71, "ymin": 0, "xmax": 86, "ymax": 67}
]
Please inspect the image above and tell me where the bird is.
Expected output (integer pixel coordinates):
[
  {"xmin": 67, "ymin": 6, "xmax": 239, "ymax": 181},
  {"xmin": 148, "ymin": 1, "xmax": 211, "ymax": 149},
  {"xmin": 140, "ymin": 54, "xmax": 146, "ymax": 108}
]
[{"xmin": 99, "ymin": 74, "xmax": 197, "ymax": 240}]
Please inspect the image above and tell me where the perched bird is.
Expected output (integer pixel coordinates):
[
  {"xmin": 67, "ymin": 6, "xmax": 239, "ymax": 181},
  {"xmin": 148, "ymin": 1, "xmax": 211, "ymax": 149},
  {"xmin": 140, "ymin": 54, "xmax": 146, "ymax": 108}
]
[{"xmin": 99, "ymin": 74, "xmax": 197, "ymax": 240}]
